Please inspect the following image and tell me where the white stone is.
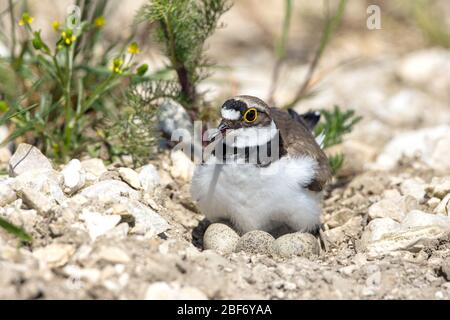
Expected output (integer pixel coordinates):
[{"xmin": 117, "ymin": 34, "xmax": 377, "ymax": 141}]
[
  {"xmin": 361, "ymin": 211, "xmax": 450, "ymax": 256},
  {"xmin": 80, "ymin": 180, "xmax": 140, "ymax": 201},
  {"xmin": 400, "ymin": 178, "xmax": 426, "ymax": 202},
  {"xmin": 79, "ymin": 210, "xmax": 121, "ymax": 241},
  {"xmin": 145, "ymin": 282, "xmax": 207, "ymax": 300},
  {"xmin": 427, "ymin": 177, "xmax": 450, "ymax": 199},
  {"xmin": 118, "ymin": 167, "xmax": 141, "ymax": 189},
  {"xmin": 368, "ymin": 195, "xmax": 418, "ymax": 222},
  {"xmin": 8, "ymin": 143, "xmax": 52, "ymax": 177},
  {"xmin": 138, "ymin": 164, "xmax": 160, "ymax": 193},
  {"xmin": 61, "ymin": 159, "xmax": 86, "ymax": 194},
  {"xmin": 11, "ymin": 169, "xmax": 66, "ymax": 204},
  {"xmin": 397, "ymin": 49, "xmax": 450, "ymax": 99},
  {"xmin": 33, "ymin": 243, "xmax": 75, "ymax": 268},
  {"xmin": 80, "ymin": 158, "xmax": 107, "ymax": 184},
  {"xmin": 118, "ymin": 197, "xmax": 169, "ymax": 236},
  {"xmin": 96, "ymin": 246, "xmax": 130, "ymax": 264},
  {"xmin": 374, "ymin": 126, "xmax": 450, "ymax": 172},
  {"xmin": 0, "ymin": 179, "xmax": 16, "ymax": 206},
  {"xmin": 434, "ymin": 194, "xmax": 450, "ymax": 216},
  {"xmin": 170, "ymin": 150, "xmax": 194, "ymax": 181}
]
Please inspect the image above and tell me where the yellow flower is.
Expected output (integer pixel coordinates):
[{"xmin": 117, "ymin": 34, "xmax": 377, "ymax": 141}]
[
  {"xmin": 94, "ymin": 16, "xmax": 106, "ymax": 28},
  {"xmin": 127, "ymin": 42, "xmax": 140, "ymax": 55},
  {"xmin": 52, "ymin": 21, "xmax": 60, "ymax": 31},
  {"xmin": 112, "ymin": 58, "xmax": 124, "ymax": 74},
  {"xmin": 61, "ymin": 29, "xmax": 76, "ymax": 46},
  {"xmin": 19, "ymin": 12, "xmax": 33, "ymax": 26}
]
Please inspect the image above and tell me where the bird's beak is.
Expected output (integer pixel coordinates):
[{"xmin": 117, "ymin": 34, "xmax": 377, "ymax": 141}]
[{"xmin": 218, "ymin": 120, "xmax": 231, "ymax": 136}]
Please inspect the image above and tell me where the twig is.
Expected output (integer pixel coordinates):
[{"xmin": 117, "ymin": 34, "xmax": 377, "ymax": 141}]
[
  {"xmin": 282, "ymin": 0, "xmax": 347, "ymax": 109},
  {"xmin": 267, "ymin": 0, "xmax": 293, "ymax": 106}
]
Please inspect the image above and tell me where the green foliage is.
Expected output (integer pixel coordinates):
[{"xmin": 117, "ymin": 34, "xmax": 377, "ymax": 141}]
[
  {"xmin": 0, "ymin": 217, "xmax": 32, "ymax": 244},
  {"xmin": 0, "ymin": 2, "xmax": 148, "ymax": 162},
  {"xmin": 106, "ymin": 81, "xmax": 180, "ymax": 166},
  {"xmin": 138, "ymin": 0, "xmax": 230, "ymax": 110},
  {"xmin": 314, "ymin": 106, "xmax": 362, "ymax": 173}
]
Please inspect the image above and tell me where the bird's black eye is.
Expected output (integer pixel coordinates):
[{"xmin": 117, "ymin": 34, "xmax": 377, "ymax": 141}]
[{"xmin": 243, "ymin": 108, "xmax": 258, "ymax": 123}]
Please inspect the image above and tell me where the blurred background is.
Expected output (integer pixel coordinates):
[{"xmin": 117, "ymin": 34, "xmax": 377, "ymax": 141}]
[{"xmin": 1, "ymin": 0, "xmax": 449, "ymax": 175}]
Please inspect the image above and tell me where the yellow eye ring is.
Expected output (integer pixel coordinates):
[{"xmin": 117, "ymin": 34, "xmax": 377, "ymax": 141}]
[{"xmin": 243, "ymin": 108, "xmax": 258, "ymax": 123}]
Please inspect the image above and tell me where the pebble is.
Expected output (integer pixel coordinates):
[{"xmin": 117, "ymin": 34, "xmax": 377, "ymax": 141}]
[
  {"xmin": 8, "ymin": 143, "xmax": 52, "ymax": 177},
  {"xmin": 80, "ymin": 158, "xmax": 107, "ymax": 184},
  {"xmin": 0, "ymin": 181, "xmax": 16, "ymax": 206},
  {"xmin": 426, "ymin": 177, "xmax": 450, "ymax": 199},
  {"xmin": 79, "ymin": 210, "xmax": 121, "ymax": 241},
  {"xmin": 235, "ymin": 230, "xmax": 274, "ymax": 255},
  {"xmin": 434, "ymin": 194, "xmax": 450, "ymax": 216},
  {"xmin": 368, "ymin": 195, "xmax": 419, "ymax": 222},
  {"xmin": 118, "ymin": 167, "xmax": 141, "ymax": 189},
  {"xmin": 138, "ymin": 164, "xmax": 160, "ymax": 193},
  {"xmin": 61, "ymin": 159, "xmax": 86, "ymax": 194},
  {"xmin": 203, "ymin": 223, "xmax": 240, "ymax": 254},
  {"xmin": 271, "ymin": 232, "xmax": 320, "ymax": 258},
  {"xmin": 80, "ymin": 180, "xmax": 140, "ymax": 201},
  {"xmin": 170, "ymin": 150, "xmax": 194, "ymax": 182},
  {"xmin": 96, "ymin": 246, "xmax": 131, "ymax": 264},
  {"xmin": 158, "ymin": 100, "xmax": 193, "ymax": 137},
  {"xmin": 33, "ymin": 243, "xmax": 75, "ymax": 268}
]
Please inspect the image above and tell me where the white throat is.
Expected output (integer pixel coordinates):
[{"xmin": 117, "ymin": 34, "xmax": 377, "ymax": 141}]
[{"xmin": 224, "ymin": 121, "xmax": 278, "ymax": 148}]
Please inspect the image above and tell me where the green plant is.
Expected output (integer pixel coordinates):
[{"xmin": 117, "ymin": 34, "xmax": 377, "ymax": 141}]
[
  {"xmin": 0, "ymin": 216, "xmax": 32, "ymax": 244},
  {"xmin": 137, "ymin": 0, "xmax": 231, "ymax": 116},
  {"xmin": 0, "ymin": 2, "xmax": 148, "ymax": 162},
  {"xmin": 105, "ymin": 80, "xmax": 181, "ymax": 166},
  {"xmin": 314, "ymin": 105, "xmax": 362, "ymax": 173}
]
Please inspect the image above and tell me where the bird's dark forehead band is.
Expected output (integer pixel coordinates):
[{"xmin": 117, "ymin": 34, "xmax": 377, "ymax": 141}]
[{"xmin": 222, "ymin": 99, "xmax": 247, "ymax": 114}]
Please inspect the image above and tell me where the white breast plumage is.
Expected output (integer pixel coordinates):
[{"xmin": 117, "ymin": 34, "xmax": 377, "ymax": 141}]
[{"xmin": 190, "ymin": 155, "xmax": 323, "ymax": 234}]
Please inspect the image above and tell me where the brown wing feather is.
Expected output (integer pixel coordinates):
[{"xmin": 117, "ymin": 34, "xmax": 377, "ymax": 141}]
[{"xmin": 268, "ymin": 107, "xmax": 332, "ymax": 191}]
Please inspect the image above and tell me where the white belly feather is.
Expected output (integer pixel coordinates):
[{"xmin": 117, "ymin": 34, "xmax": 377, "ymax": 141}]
[{"xmin": 190, "ymin": 155, "xmax": 323, "ymax": 234}]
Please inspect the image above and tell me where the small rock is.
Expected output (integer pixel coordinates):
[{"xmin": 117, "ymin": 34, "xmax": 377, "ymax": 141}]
[
  {"xmin": 8, "ymin": 143, "xmax": 53, "ymax": 177},
  {"xmin": 271, "ymin": 232, "xmax": 319, "ymax": 258},
  {"xmin": 325, "ymin": 216, "xmax": 363, "ymax": 244},
  {"xmin": 326, "ymin": 208, "xmax": 356, "ymax": 229},
  {"xmin": 79, "ymin": 210, "xmax": 121, "ymax": 241},
  {"xmin": 374, "ymin": 126, "xmax": 450, "ymax": 172},
  {"xmin": 80, "ymin": 158, "xmax": 107, "ymax": 184},
  {"xmin": 235, "ymin": 230, "xmax": 274, "ymax": 255},
  {"xmin": 427, "ymin": 197, "xmax": 441, "ymax": 210},
  {"xmin": 203, "ymin": 223, "xmax": 240, "ymax": 254},
  {"xmin": 16, "ymin": 187, "xmax": 55, "ymax": 214},
  {"xmin": 96, "ymin": 246, "xmax": 130, "ymax": 264},
  {"xmin": 145, "ymin": 281, "xmax": 207, "ymax": 300},
  {"xmin": 138, "ymin": 164, "xmax": 160, "ymax": 193},
  {"xmin": 11, "ymin": 169, "xmax": 66, "ymax": 204},
  {"xmin": 368, "ymin": 195, "xmax": 418, "ymax": 222},
  {"xmin": 33, "ymin": 243, "xmax": 75, "ymax": 268},
  {"xmin": 427, "ymin": 177, "xmax": 450, "ymax": 199},
  {"xmin": 118, "ymin": 167, "xmax": 141, "ymax": 189},
  {"xmin": 434, "ymin": 194, "xmax": 450, "ymax": 216},
  {"xmin": 400, "ymin": 178, "xmax": 426, "ymax": 202},
  {"xmin": 170, "ymin": 150, "xmax": 194, "ymax": 182},
  {"xmin": 61, "ymin": 159, "xmax": 86, "ymax": 194},
  {"xmin": 158, "ymin": 100, "xmax": 193, "ymax": 137},
  {"xmin": 80, "ymin": 180, "xmax": 140, "ymax": 201},
  {"xmin": 0, "ymin": 180, "xmax": 16, "ymax": 206},
  {"xmin": 360, "ymin": 211, "xmax": 450, "ymax": 256},
  {"xmin": 118, "ymin": 198, "xmax": 169, "ymax": 236}
]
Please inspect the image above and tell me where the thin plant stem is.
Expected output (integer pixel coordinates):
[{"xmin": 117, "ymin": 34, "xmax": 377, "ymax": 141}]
[
  {"xmin": 268, "ymin": 0, "xmax": 293, "ymax": 106},
  {"xmin": 282, "ymin": 0, "xmax": 347, "ymax": 109},
  {"xmin": 8, "ymin": 0, "xmax": 16, "ymax": 60}
]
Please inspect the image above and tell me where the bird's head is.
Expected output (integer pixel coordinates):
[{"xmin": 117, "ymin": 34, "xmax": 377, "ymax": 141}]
[{"xmin": 216, "ymin": 95, "xmax": 277, "ymax": 148}]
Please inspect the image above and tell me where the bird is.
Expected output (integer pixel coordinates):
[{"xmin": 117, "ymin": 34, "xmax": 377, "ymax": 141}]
[{"xmin": 190, "ymin": 95, "xmax": 331, "ymax": 236}]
